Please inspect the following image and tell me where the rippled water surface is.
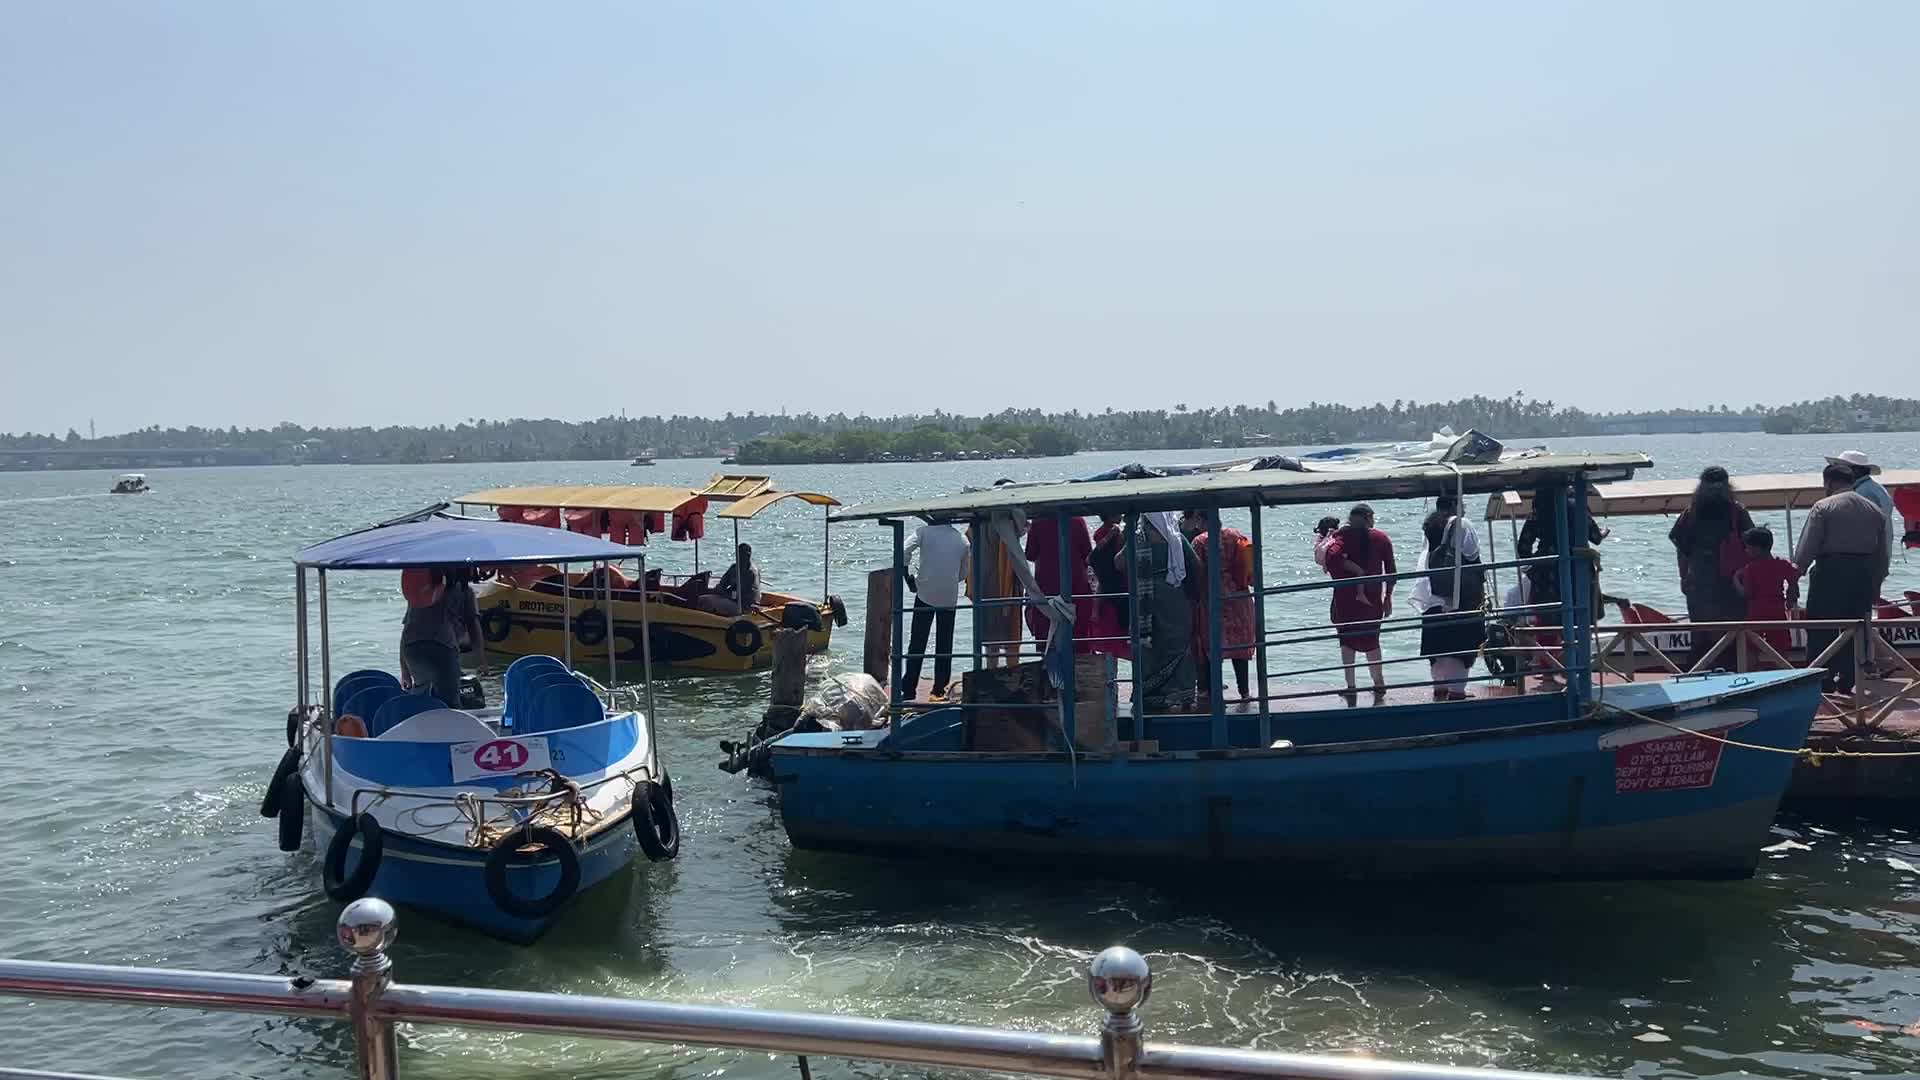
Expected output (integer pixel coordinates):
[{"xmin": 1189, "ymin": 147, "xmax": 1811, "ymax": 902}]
[{"xmin": 3, "ymin": 433, "xmax": 1919, "ymax": 1079}]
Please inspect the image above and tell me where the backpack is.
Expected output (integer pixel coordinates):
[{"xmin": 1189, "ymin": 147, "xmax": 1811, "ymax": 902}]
[{"xmin": 1428, "ymin": 518, "xmax": 1485, "ymax": 610}]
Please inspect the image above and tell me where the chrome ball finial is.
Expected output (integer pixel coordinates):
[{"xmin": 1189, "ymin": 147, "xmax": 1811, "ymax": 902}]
[
  {"xmin": 1088, "ymin": 946, "xmax": 1152, "ymax": 1018},
  {"xmin": 337, "ymin": 898, "xmax": 397, "ymax": 970}
]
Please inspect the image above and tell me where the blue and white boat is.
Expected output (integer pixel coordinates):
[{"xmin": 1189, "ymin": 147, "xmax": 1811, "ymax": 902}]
[
  {"xmin": 768, "ymin": 453, "xmax": 1825, "ymax": 881},
  {"xmin": 264, "ymin": 508, "xmax": 680, "ymax": 943}
]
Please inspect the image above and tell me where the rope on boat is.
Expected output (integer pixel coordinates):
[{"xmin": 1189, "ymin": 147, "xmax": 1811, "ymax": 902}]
[{"xmin": 1589, "ymin": 701, "xmax": 1920, "ymax": 763}]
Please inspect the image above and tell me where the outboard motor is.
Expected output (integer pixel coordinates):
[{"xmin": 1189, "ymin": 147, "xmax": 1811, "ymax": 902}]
[{"xmin": 458, "ymin": 674, "xmax": 486, "ymax": 710}]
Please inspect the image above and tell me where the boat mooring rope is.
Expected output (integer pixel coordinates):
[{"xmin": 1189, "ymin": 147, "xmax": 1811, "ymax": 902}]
[{"xmin": 1589, "ymin": 701, "xmax": 1920, "ymax": 764}]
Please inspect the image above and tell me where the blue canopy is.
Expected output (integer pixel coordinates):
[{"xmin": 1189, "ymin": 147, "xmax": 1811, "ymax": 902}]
[{"xmin": 296, "ymin": 517, "xmax": 641, "ymax": 570}]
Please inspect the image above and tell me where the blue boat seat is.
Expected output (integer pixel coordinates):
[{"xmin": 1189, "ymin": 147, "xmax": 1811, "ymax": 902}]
[
  {"xmin": 520, "ymin": 679, "xmax": 604, "ymax": 735},
  {"xmin": 339, "ymin": 684, "xmax": 402, "ymax": 727},
  {"xmin": 333, "ymin": 670, "xmax": 399, "ymax": 712},
  {"xmin": 369, "ymin": 692, "xmax": 445, "ymax": 738},
  {"xmin": 503, "ymin": 655, "xmax": 568, "ymax": 726},
  {"xmin": 378, "ymin": 708, "xmax": 497, "ymax": 744}
]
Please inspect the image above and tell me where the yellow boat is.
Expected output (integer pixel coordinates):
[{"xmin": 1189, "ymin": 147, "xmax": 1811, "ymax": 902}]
[{"xmin": 452, "ymin": 478, "xmax": 846, "ymax": 674}]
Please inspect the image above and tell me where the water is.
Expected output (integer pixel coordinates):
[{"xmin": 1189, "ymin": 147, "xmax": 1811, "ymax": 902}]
[{"xmin": 3, "ymin": 433, "xmax": 1919, "ymax": 1079}]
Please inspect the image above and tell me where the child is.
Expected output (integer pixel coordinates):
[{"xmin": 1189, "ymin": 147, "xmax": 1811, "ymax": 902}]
[
  {"xmin": 1312, "ymin": 516, "xmax": 1340, "ymax": 568},
  {"xmin": 1732, "ymin": 527, "xmax": 1801, "ymax": 667}
]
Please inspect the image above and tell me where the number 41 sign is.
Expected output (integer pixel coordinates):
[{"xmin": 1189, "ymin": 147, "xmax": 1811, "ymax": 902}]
[{"xmin": 450, "ymin": 737, "xmax": 552, "ymax": 782}]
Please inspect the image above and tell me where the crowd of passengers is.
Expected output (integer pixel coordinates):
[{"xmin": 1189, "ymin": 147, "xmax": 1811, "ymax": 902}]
[{"xmin": 898, "ymin": 449, "xmax": 1899, "ymax": 711}]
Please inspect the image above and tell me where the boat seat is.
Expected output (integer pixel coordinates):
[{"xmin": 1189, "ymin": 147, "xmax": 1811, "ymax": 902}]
[
  {"xmin": 340, "ymin": 684, "xmax": 402, "ymax": 725},
  {"xmin": 503, "ymin": 655, "xmax": 568, "ymax": 724},
  {"xmin": 524, "ymin": 671, "xmax": 586, "ymax": 718},
  {"xmin": 369, "ymin": 692, "xmax": 446, "ymax": 738},
  {"xmin": 333, "ymin": 670, "xmax": 400, "ymax": 711},
  {"xmin": 379, "ymin": 708, "xmax": 498, "ymax": 744},
  {"xmin": 519, "ymin": 679, "xmax": 604, "ymax": 735}
]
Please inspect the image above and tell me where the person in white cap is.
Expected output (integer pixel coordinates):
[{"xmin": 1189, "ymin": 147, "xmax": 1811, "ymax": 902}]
[{"xmin": 1826, "ymin": 449, "xmax": 1894, "ymax": 549}]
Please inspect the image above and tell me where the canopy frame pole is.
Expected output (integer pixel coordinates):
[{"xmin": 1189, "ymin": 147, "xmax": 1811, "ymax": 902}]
[
  {"xmin": 563, "ymin": 548, "xmax": 573, "ymax": 670},
  {"xmin": 1552, "ymin": 484, "xmax": 1576, "ymax": 720},
  {"xmin": 296, "ymin": 568, "xmax": 309, "ymax": 711},
  {"xmin": 823, "ymin": 505, "xmax": 832, "ymax": 603},
  {"xmin": 970, "ymin": 515, "xmax": 986, "ymax": 672},
  {"xmin": 1124, "ymin": 512, "xmax": 1143, "ymax": 738},
  {"xmin": 1205, "ymin": 510, "xmax": 1225, "ymax": 745},
  {"xmin": 1055, "ymin": 510, "xmax": 1077, "ymax": 754},
  {"xmin": 1250, "ymin": 501, "xmax": 1269, "ymax": 742},
  {"xmin": 891, "ymin": 521, "xmax": 907, "ymax": 708},
  {"xmin": 603, "ymin": 560, "xmax": 617, "ymax": 708},
  {"xmin": 639, "ymin": 553, "xmax": 658, "ymax": 777},
  {"xmin": 319, "ymin": 569, "xmax": 333, "ymax": 808}
]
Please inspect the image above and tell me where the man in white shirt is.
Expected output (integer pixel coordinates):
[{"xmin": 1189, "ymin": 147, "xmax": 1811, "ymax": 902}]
[{"xmin": 902, "ymin": 521, "xmax": 970, "ymax": 698}]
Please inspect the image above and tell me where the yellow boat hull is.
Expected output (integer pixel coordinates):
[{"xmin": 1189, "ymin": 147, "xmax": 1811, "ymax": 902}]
[{"xmin": 472, "ymin": 581, "xmax": 834, "ymax": 673}]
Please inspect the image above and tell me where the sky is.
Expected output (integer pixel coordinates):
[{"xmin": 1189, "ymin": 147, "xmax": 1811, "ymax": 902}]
[{"xmin": 2, "ymin": 2, "xmax": 1917, "ymax": 436}]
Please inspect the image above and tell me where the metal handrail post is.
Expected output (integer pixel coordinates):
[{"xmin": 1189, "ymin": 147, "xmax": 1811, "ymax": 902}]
[
  {"xmin": 1090, "ymin": 947, "xmax": 1149, "ymax": 1080},
  {"xmin": 638, "ymin": 554, "xmax": 657, "ymax": 773},
  {"xmin": 1569, "ymin": 474, "xmax": 1592, "ymax": 702},
  {"xmin": 603, "ymin": 563, "xmax": 617, "ymax": 708},
  {"xmin": 339, "ymin": 899, "xmax": 400, "ymax": 1080}
]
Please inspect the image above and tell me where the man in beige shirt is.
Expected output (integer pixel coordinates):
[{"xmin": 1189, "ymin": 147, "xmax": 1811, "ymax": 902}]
[{"xmin": 1794, "ymin": 463, "xmax": 1892, "ymax": 693}]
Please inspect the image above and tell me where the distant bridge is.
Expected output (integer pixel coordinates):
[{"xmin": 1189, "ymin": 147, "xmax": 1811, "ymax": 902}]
[{"xmin": 0, "ymin": 446, "xmax": 281, "ymax": 471}]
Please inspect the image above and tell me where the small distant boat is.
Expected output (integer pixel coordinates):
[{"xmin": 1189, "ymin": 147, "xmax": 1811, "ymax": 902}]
[
  {"xmin": 109, "ymin": 473, "xmax": 149, "ymax": 495},
  {"xmin": 629, "ymin": 450, "xmax": 657, "ymax": 467}
]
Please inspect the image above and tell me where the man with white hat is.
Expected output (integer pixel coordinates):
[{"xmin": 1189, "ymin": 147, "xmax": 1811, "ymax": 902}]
[{"xmin": 1826, "ymin": 449, "xmax": 1894, "ymax": 548}]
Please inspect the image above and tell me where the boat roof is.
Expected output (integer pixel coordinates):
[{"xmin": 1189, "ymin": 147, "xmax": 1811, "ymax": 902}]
[
  {"xmin": 832, "ymin": 452, "xmax": 1651, "ymax": 524},
  {"xmin": 455, "ymin": 484, "xmax": 705, "ymax": 514},
  {"xmin": 456, "ymin": 479, "xmax": 840, "ymax": 521},
  {"xmin": 1485, "ymin": 467, "xmax": 1920, "ymax": 521},
  {"xmin": 116, "ymin": 472, "xmax": 146, "ymax": 479},
  {"xmin": 296, "ymin": 516, "xmax": 641, "ymax": 569},
  {"xmin": 715, "ymin": 490, "xmax": 841, "ymax": 520}
]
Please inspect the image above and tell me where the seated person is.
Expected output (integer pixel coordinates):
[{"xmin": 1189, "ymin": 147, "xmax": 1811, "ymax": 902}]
[{"xmin": 697, "ymin": 543, "xmax": 761, "ymax": 616}]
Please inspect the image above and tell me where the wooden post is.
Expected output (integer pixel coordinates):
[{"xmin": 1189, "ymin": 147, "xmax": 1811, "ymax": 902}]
[
  {"xmin": 770, "ymin": 628, "xmax": 809, "ymax": 711},
  {"xmin": 863, "ymin": 566, "xmax": 893, "ymax": 686}
]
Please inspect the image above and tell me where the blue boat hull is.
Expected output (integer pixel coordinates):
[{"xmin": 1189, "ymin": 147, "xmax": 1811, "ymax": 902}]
[
  {"xmin": 771, "ymin": 672, "xmax": 1823, "ymax": 881},
  {"xmin": 310, "ymin": 805, "xmax": 639, "ymax": 944}
]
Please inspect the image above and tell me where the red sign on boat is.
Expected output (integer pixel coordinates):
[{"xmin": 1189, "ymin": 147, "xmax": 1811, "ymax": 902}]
[{"xmin": 1613, "ymin": 730, "xmax": 1728, "ymax": 793}]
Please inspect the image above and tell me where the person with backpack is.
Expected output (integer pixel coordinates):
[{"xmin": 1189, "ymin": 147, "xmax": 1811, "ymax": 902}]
[
  {"xmin": 1668, "ymin": 465, "xmax": 1756, "ymax": 670},
  {"xmin": 1410, "ymin": 494, "xmax": 1485, "ymax": 700}
]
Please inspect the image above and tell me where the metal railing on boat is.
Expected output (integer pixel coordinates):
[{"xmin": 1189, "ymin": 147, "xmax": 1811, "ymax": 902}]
[{"xmin": 0, "ymin": 899, "xmax": 1602, "ymax": 1080}]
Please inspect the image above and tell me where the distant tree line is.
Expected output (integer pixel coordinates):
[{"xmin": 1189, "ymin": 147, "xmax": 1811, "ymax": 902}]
[
  {"xmin": 3, "ymin": 394, "xmax": 1914, "ymax": 464},
  {"xmin": 735, "ymin": 421, "xmax": 1079, "ymax": 464}
]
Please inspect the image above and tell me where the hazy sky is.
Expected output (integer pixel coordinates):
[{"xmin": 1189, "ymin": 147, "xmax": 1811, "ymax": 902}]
[{"xmin": 3, "ymin": 2, "xmax": 1916, "ymax": 436}]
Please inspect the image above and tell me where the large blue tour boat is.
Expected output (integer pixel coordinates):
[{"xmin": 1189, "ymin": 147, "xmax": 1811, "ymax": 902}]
[
  {"xmin": 769, "ymin": 453, "xmax": 1825, "ymax": 881},
  {"xmin": 267, "ymin": 507, "xmax": 680, "ymax": 943}
]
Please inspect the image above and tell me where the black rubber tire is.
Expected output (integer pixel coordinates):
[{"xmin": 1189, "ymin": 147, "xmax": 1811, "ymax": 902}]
[
  {"xmin": 259, "ymin": 747, "xmax": 301, "ymax": 818},
  {"xmin": 276, "ymin": 773, "xmax": 305, "ymax": 852},
  {"xmin": 285, "ymin": 706, "xmax": 302, "ymax": 748},
  {"xmin": 632, "ymin": 779, "xmax": 681, "ymax": 862},
  {"xmin": 828, "ymin": 594, "xmax": 849, "ymax": 628},
  {"xmin": 323, "ymin": 813, "xmax": 384, "ymax": 902},
  {"xmin": 724, "ymin": 618, "xmax": 763, "ymax": 657},
  {"xmin": 575, "ymin": 607, "xmax": 608, "ymax": 647},
  {"xmin": 483, "ymin": 825, "xmax": 581, "ymax": 919},
  {"xmin": 480, "ymin": 606, "xmax": 512, "ymax": 644}
]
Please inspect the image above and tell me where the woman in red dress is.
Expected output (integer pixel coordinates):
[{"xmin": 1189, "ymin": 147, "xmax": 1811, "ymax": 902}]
[
  {"xmin": 1182, "ymin": 511, "xmax": 1257, "ymax": 700},
  {"xmin": 1322, "ymin": 504, "xmax": 1396, "ymax": 703},
  {"xmin": 1024, "ymin": 513, "xmax": 1116, "ymax": 655}
]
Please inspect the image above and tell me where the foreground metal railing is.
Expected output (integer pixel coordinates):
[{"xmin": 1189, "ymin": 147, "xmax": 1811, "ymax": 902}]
[{"xmin": 0, "ymin": 900, "xmax": 1598, "ymax": 1080}]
